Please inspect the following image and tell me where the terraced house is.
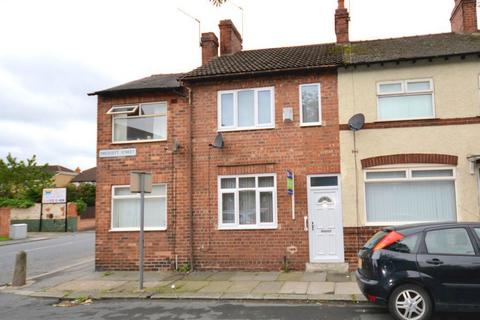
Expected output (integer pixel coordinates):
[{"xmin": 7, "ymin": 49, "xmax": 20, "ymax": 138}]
[{"xmin": 90, "ymin": 0, "xmax": 480, "ymax": 272}]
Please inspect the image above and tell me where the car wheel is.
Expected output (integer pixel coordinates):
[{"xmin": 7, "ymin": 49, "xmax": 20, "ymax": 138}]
[{"xmin": 388, "ymin": 284, "xmax": 432, "ymax": 320}]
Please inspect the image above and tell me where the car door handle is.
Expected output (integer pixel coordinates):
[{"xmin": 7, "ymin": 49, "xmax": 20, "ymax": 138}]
[{"xmin": 426, "ymin": 258, "xmax": 444, "ymax": 265}]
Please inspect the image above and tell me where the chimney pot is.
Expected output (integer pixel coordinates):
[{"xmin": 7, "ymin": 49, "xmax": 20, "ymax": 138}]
[
  {"xmin": 335, "ymin": 0, "xmax": 350, "ymax": 43},
  {"xmin": 450, "ymin": 0, "xmax": 478, "ymax": 33},
  {"xmin": 219, "ymin": 19, "xmax": 243, "ymax": 55},
  {"xmin": 200, "ymin": 32, "xmax": 219, "ymax": 65}
]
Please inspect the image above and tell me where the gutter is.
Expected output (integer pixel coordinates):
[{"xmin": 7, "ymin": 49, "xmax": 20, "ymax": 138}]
[
  {"xmin": 180, "ymin": 64, "xmax": 338, "ymax": 82},
  {"xmin": 187, "ymin": 86, "xmax": 195, "ymax": 270},
  {"xmin": 340, "ymin": 51, "xmax": 480, "ymax": 69}
]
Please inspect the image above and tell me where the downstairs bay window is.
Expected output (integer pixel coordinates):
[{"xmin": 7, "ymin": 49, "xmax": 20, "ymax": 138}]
[
  {"xmin": 364, "ymin": 168, "xmax": 456, "ymax": 225},
  {"xmin": 111, "ymin": 185, "xmax": 167, "ymax": 231},
  {"xmin": 218, "ymin": 174, "xmax": 277, "ymax": 229}
]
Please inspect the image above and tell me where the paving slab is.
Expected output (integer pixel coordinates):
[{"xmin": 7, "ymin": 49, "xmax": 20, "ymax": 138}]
[
  {"xmin": 166, "ymin": 280, "xmax": 209, "ymax": 293},
  {"xmin": 183, "ymin": 272, "xmax": 215, "ymax": 281},
  {"xmin": 198, "ymin": 281, "xmax": 232, "ymax": 293},
  {"xmin": 29, "ymin": 291, "xmax": 67, "ymax": 298},
  {"xmin": 307, "ymin": 293, "xmax": 366, "ymax": 301},
  {"xmin": 251, "ymin": 281, "xmax": 284, "ymax": 294},
  {"xmin": 300, "ymin": 272, "xmax": 327, "ymax": 282},
  {"xmin": 176, "ymin": 292, "xmax": 223, "ymax": 299},
  {"xmin": 229, "ymin": 272, "xmax": 279, "ymax": 281},
  {"xmin": 276, "ymin": 272, "xmax": 303, "ymax": 281},
  {"xmin": 307, "ymin": 282, "xmax": 335, "ymax": 294},
  {"xmin": 221, "ymin": 292, "xmax": 265, "ymax": 300},
  {"xmin": 98, "ymin": 292, "xmax": 150, "ymax": 299},
  {"xmin": 114, "ymin": 280, "xmax": 174, "ymax": 293},
  {"xmin": 49, "ymin": 280, "xmax": 127, "ymax": 292},
  {"xmin": 334, "ymin": 282, "xmax": 362, "ymax": 295},
  {"xmin": 224, "ymin": 281, "xmax": 259, "ymax": 293},
  {"xmin": 206, "ymin": 272, "xmax": 235, "ymax": 281},
  {"xmin": 326, "ymin": 272, "xmax": 355, "ymax": 282},
  {"xmin": 279, "ymin": 281, "xmax": 309, "ymax": 295}
]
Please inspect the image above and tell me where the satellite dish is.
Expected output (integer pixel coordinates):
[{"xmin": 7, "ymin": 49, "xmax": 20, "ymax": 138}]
[
  {"xmin": 210, "ymin": 132, "xmax": 224, "ymax": 148},
  {"xmin": 348, "ymin": 113, "xmax": 365, "ymax": 131}
]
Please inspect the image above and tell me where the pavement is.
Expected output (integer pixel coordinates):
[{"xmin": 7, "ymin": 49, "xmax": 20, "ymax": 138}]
[
  {"xmin": 0, "ymin": 231, "xmax": 94, "ymax": 286},
  {"xmin": 0, "ymin": 232, "xmax": 61, "ymax": 246},
  {"xmin": 2, "ymin": 264, "xmax": 366, "ymax": 302}
]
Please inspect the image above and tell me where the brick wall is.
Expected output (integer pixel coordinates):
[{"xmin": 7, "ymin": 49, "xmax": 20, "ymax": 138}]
[
  {"xmin": 188, "ymin": 71, "xmax": 340, "ymax": 271},
  {"xmin": 344, "ymin": 226, "xmax": 384, "ymax": 271},
  {"xmin": 95, "ymin": 91, "xmax": 192, "ymax": 271},
  {"xmin": 0, "ymin": 207, "xmax": 11, "ymax": 238},
  {"xmin": 95, "ymin": 70, "xmax": 341, "ymax": 272}
]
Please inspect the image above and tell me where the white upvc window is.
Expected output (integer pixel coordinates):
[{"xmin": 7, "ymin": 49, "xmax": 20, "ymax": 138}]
[
  {"xmin": 218, "ymin": 174, "xmax": 277, "ymax": 230},
  {"xmin": 111, "ymin": 102, "xmax": 167, "ymax": 143},
  {"xmin": 111, "ymin": 184, "xmax": 167, "ymax": 231},
  {"xmin": 376, "ymin": 79, "xmax": 435, "ymax": 121},
  {"xmin": 364, "ymin": 167, "xmax": 456, "ymax": 225},
  {"xmin": 217, "ymin": 87, "xmax": 275, "ymax": 131},
  {"xmin": 299, "ymin": 83, "xmax": 322, "ymax": 126}
]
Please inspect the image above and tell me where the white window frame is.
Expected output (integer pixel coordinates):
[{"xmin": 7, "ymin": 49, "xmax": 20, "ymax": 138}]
[
  {"xmin": 218, "ymin": 173, "xmax": 277, "ymax": 230},
  {"xmin": 376, "ymin": 78, "xmax": 435, "ymax": 121},
  {"xmin": 363, "ymin": 167, "xmax": 457, "ymax": 226},
  {"xmin": 110, "ymin": 184, "xmax": 167, "ymax": 231},
  {"xmin": 111, "ymin": 101, "xmax": 168, "ymax": 144},
  {"xmin": 217, "ymin": 87, "xmax": 275, "ymax": 131},
  {"xmin": 107, "ymin": 105, "xmax": 139, "ymax": 115},
  {"xmin": 299, "ymin": 83, "xmax": 322, "ymax": 126}
]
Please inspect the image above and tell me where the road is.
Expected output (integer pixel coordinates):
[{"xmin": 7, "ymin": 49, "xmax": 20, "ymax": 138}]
[
  {"xmin": 0, "ymin": 232, "xmax": 94, "ymax": 285},
  {"xmin": 0, "ymin": 293, "xmax": 479, "ymax": 320}
]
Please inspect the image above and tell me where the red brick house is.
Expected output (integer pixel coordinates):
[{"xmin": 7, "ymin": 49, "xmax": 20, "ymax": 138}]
[{"xmin": 90, "ymin": 0, "xmax": 480, "ymax": 272}]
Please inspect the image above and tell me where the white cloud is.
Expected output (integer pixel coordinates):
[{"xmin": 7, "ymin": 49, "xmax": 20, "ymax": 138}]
[{"xmin": 0, "ymin": 0, "xmax": 469, "ymax": 171}]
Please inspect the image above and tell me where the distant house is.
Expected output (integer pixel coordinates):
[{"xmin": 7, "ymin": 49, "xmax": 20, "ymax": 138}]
[
  {"xmin": 42, "ymin": 165, "xmax": 78, "ymax": 187},
  {"xmin": 71, "ymin": 167, "xmax": 96, "ymax": 185}
]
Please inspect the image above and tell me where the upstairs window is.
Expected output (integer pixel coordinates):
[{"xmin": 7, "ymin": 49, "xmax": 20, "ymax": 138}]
[
  {"xmin": 377, "ymin": 79, "xmax": 434, "ymax": 121},
  {"xmin": 218, "ymin": 87, "xmax": 274, "ymax": 131},
  {"xmin": 110, "ymin": 102, "xmax": 167, "ymax": 143},
  {"xmin": 299, "ymin": 83, "xmax": 322, "ymax": 125}
]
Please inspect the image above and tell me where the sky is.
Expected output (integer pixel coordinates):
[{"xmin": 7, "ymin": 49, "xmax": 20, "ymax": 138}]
[{"xmin": 0, "ymin": 0, "xmax": 472, "ymax": 171}]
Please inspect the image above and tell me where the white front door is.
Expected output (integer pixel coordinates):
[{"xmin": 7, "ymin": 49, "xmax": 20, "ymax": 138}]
[{"xmin": 307, "ymin": 175, "xmax": 344, "ymax": 263}]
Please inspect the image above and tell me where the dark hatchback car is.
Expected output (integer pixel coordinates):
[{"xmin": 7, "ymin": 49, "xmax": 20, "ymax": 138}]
[{"xmin": 356, "ymin": 222, "xmax": 480, "ymax": 320}]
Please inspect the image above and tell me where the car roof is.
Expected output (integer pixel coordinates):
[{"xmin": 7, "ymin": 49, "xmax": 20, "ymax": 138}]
[{"xmin": 386, "ymin": 222, "xmax": 480, "ymax": 233}]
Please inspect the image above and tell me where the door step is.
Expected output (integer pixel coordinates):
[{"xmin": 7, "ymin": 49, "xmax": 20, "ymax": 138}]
[{"xmin": 306, "ymin": 262, "xmax": 349, "ymax": 273}]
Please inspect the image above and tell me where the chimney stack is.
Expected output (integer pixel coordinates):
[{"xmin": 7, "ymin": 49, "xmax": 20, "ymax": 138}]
[
  {"xmin": 451, "ymin": 0, "xmax": 478, "ymax": 33},
  {"xmin": 200, "ymin": 32, "xmax": 219, "ymax": 65},
  {"xmin": 335, "ymin": 0, "xmax": 350, "ymax": 43},
  {"xmin": 219, "ymin": 19, "xmax": 243, "ymax": 55}
]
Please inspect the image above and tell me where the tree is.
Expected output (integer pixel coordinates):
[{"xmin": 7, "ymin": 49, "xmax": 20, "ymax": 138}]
[
  {"xmin": 0, "ymin": 154, "xmax": 53, "ymax": 202},
  {"xmin": 210, "ymin": 0, "xmax": 228, "ymax": 6},
  {"xmin": 67, "ymin": 183, "xmax": 96, "ymax": 207}
]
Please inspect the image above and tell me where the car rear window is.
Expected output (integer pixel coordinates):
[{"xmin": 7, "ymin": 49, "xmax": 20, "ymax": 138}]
[
  {"xmin": 363, "ymin": 231, "xmax": 388, "ymax": 249},
  {"xmin": 385, "ymin": 233, "xmax": 419, "ymax": 254}
]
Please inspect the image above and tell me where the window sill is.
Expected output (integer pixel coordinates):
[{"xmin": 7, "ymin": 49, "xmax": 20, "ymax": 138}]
[
  {"xmin": 111, "ymin": 139, "xmax": 167, "ymax": 145},
  {"xmin": 364, "ymin": 220, "xmax": 454, "ymax": 227},
  {"xmin": 218, "ymin": 225, "xmax": 278, "ymax": 230},
  {"xmin": 300, "ymin": 122, "xmax": 323, "ymax": 127},
  {"xmin": 374, "ymin": 117, "xmax": 436, "ymax": 123},
  {"xmin": 217, "ymin": 126, "xmax": 275, "ymax": 133},
  {"xmin": 109, "ymin": 227, "xmax": 167, "ymax": 232}
]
